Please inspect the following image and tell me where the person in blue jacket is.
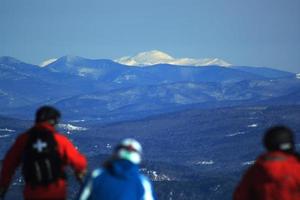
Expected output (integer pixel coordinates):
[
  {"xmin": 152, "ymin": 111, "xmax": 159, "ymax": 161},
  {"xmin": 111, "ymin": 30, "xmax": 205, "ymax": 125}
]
[{"xmin": 78, "ymin": 138, "xmax": 157, "ymax": 200}]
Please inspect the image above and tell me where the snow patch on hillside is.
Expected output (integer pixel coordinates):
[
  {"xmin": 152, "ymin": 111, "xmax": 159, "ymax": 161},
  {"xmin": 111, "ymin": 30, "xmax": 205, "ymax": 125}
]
[
  {"xmin": 0, "ymin": 128, "xmax": 16, "ymax": 132},
  {"xmin": 226, "ymin": 131, "xmax": 245, "ymax": 137},
  {"xmin": 140, "ymin": 168, "xmax": 172, "ymax": 181},
  {"xmin": 58, "ymin": 123, "xmax": 88, "ymax": 134},
  {"xmin": 78, "ymin": 68, "xmax": 98, "ymax": 76},
  {"xmin": 247, "ymin": 124, "xmax": 258, "ymax": 128},
  {"xmin": 242, "ymin": 161, "xmax": 255, "ymax": 166},
  {"xmin": 196, "ymin": 160, "xmax": 214, "ymax": 165},
  {"xmin": 0, "ymin": 134, "xmax": 11, "ymax": 138},
  {"xmin": 113, "ymin": 74, "xmax": 137, "ymax": 83},
  {"xmin": 69, "ymin": 119, "xmax": 86, "ymax": 123}
]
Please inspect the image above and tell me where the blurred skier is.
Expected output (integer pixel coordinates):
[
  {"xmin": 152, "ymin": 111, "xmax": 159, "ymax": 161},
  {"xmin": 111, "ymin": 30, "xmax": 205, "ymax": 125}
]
[
  {"xmin": 234, "ymin": 126, "xmax": 300, "ymax": 200},
  {"xmin": 78, "ymin": 138, "xmax": 156, "ymax": 200},
  {"xmin": 0, "ymin": 106, "xmax": 87, "ymax": 200}
]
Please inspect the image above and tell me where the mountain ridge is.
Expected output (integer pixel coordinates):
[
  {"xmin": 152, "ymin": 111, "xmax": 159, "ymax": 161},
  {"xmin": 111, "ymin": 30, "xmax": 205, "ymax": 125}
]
[{"xmin": 0, "ymin": 55, "xmax": 299, "ymax": 121}]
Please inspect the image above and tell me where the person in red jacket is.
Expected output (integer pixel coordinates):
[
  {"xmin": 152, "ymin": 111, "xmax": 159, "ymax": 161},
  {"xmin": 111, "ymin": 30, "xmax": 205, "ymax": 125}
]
[
  {"xmin": 234, "ymin": 126, "xmax": 300, "ymax": 200},
  {"xmin": 0, "ymin": 106, "xmax": 87, "ymax": 200}
]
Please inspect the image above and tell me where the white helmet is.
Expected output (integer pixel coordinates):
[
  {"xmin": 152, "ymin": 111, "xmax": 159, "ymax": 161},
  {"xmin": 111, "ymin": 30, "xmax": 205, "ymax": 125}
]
[{"xmin": 116, "ymin": 138, "xmax": 143, "ymax": 164}]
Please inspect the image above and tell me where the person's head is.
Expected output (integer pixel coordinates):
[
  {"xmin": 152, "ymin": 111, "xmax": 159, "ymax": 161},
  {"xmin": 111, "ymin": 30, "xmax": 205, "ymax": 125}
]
[
  {"xmin": 35, "ymin": 106, "xmax": 61, "ymax": 126},
  {"xmin": 114, "ymin": 138, "xmax": 143, "ymax": 165},
  {"xmin": 263, "ymin": 126, "xmax": 295, "ymax": 153}
]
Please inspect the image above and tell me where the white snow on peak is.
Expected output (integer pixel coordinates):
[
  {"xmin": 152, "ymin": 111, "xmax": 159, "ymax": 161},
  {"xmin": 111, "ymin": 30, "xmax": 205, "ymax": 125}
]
[
  {"xmin": 40, "ymin": 58, "xmax": 58, "ymax": 67},
  {"xmin": 297, "ymin": 73, "xmax": 300, "ymax": 79},
  {"xmin": 115, "ymin": 50, "xmax": 231, "ymax": 67},
  {"xmin": 116, "ymin": 50, "xmax": 173, "ymax": 66}
]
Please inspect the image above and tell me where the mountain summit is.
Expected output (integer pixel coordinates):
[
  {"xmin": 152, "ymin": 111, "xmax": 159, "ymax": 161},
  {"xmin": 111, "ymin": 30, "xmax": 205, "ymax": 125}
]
[{"xmin": 115, "ymin": 50, "xmax": 232, "ymax": 67}]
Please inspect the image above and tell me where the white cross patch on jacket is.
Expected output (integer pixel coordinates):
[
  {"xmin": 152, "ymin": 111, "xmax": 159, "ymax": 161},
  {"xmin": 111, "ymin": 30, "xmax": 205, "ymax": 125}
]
[{"xmin": 33, "ymin": 139, "xmax": 47, "ymax": 152}]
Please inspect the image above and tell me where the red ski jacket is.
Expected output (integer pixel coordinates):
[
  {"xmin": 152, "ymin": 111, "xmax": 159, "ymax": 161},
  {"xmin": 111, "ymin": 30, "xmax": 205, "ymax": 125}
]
[
  {"xmin": 234, "ymin": 151, "xmax": 300, "ymax": 200},
  {"xmin": 0, "ymin": 122, "xmax": 87, "ymax": 200}
]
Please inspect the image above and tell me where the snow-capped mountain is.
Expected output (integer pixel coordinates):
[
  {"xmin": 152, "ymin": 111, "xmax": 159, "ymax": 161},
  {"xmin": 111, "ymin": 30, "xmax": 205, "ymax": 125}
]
[{"xmin": 115, "ymin": 50, "xmax": 232, "ymax": 67}]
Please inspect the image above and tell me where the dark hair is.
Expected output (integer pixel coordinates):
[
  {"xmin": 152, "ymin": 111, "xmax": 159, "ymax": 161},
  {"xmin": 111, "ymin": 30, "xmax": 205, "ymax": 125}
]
[
  {"xmin": 263, "ymin": 126, "xmax": 295, "ymax": 153},
  {"xmin": 35, "ymin": 106, "xmax": 61, "ymax": 125}
]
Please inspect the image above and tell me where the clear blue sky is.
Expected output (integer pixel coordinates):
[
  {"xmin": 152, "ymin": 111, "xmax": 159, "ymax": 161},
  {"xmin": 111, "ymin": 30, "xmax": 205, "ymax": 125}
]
[{"xmin": 0, "ymin": 0, "xmax": 299, "ymax": 72}]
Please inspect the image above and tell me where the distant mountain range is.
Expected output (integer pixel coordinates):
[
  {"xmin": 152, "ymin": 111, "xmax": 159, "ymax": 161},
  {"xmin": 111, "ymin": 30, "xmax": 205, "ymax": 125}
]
[
  {"xmin": 0, "ymin": 53, "xmax": 299, "ymax": 121},
  {"xmin": 41, "ymin": 50, "xmax": 232, "ymax": 67},
  {"xmin": 1, "ymin": 51, "xmax": 300, "ymax": 200}
]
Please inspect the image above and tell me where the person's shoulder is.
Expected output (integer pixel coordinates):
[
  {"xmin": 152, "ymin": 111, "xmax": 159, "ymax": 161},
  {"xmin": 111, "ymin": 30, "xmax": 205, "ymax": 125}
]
[
  {"xmin": 91, "ymin": 168, "xmax": 104, "ymax": 178},
  {"xmin": 53, "ymin": 132, "xmax": 78, "ymax": 149},
  {"xmin": 15, "ymin": 131, "xmax": 30, "ymax": 143},
  {"xmin": 17, "ymin": 131, "xmax": 29, "ymax": 139},
  {"xmin": 258, "ymin": 151, "xmax": 288, "ymax": 161},
  {"xmin": 53, "ymin": 131, "xmax": 70, "ymax": 142},
  {"xmin": 257, "ymin": 151, "xmax": 300, "ymax": 169},
  {"xmin": 269, "ymin": 151, "xmax": 298, "ymax": 161},
  {"xmin": 285, "ymin": 153, "xmax": 300, "ymax": 166},
  {"xmin": 139, "ymin": 174, "xmax": 149, "ymax": 180}
]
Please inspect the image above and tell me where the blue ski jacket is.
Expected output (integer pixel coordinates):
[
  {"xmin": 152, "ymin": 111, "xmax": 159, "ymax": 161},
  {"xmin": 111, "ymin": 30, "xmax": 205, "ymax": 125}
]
[{"xmin": 78, "ymin": 159, "xmax": 156, "ymax": 200}]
